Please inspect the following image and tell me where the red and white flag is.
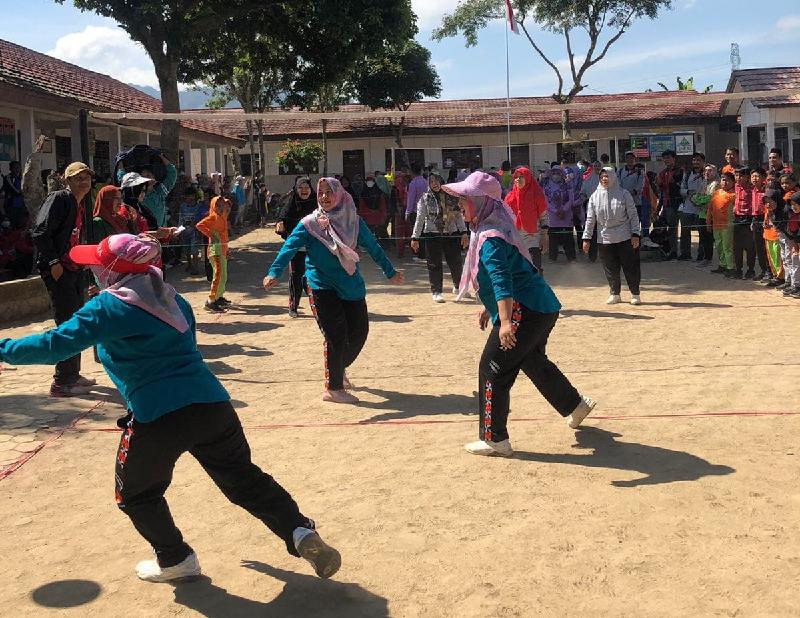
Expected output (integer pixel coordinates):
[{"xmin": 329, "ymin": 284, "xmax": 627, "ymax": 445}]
[{"xmin": 505, "ymin": 0, "xmax": 519, "ymax": 34}]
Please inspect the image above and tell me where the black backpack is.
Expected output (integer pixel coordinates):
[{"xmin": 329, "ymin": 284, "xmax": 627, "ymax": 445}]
[{"xmin": 114, "ymin": 145, "xmax": 168, "ymax": 185}]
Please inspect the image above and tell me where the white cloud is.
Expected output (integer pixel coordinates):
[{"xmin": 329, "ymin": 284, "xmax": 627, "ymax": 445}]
[
  {"xmin": 433, "ymin": 58, "xmax": 455, "ymax": 72},
  {"xmin": 47, "ymin": 25, "xmax": 159, "ymax": 89},
  {"xmin": 412, "ymin": 0, "xmax": 454, "ymax": 30},
  {"xmin": 776, "ymin": 15, "xmax": 800, "ymax": 31}
]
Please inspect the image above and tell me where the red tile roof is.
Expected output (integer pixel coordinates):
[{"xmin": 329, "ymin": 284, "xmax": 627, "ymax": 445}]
[
  {"xmin": 727, "ymin": 67, "xmax": 800, "ymax": 107},
  {"xmin": 186, "ymin": 90, "xmax": 724, "ymax": 140},
  {"xmin": 0, "ymin": 38, "xmax": 241, "ymax": 142}
]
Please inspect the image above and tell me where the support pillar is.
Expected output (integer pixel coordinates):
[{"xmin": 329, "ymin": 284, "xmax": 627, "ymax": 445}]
[
  {"xmin": 200, "ymin": 146, "xmax": 209, "ymax": 174},
  {"xmin": 18, "ymin": 108, "xmax": 36, "ymax": 163}
]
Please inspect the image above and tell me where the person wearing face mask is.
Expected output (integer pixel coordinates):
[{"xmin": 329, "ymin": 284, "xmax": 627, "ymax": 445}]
[
  {"xmin": 583, "ymin": 168, "xmax": 642, "ymax": 305},
  {"xmin": 442, "ymin": 171, "xmax": 596, "ymax": 457},
  {"xmin": 410, "ymin": 172, "xmax": 468, "ymax": 302},
  {"xmin": 276, "ymin": 177, "xmax": 317, "ymax": 317},
  {"xmin": 263, "ymin": 178, "xmax": 404, "ymax": 404},
  {"xmin": 357, "ymin": 175, "xmax": 388, "ymax": 239},
  {"xmin": 0, "ymin": 233, "xmax": 342, "ymax": 584}
]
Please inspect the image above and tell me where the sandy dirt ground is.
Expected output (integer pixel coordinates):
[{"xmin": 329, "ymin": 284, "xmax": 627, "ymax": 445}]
[{"xmin": 1, "ymin": 227, "xmax": 799, "ymax": 617}]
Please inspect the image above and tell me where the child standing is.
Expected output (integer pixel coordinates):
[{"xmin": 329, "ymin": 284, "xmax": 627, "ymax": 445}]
[
  {"xmin": 196, "ymin": 196, "xmax": 231, "ymax": 313},
  {"xmin": 706, "ymin": 172, "xmax": 736, "ymax": 275},
  {"xmin": 781, "ymin": 192, "xmax": 800, "ymax": 298},
  {"xmin": 732, "ymin": 167, "xmax": 755, "ymax": 279},
  {"xmin": 762, "ymin": 189, "xmax": 784, "ymax": 287},
  {"xmin": 750, "ymin": 168, "xmax": 769, "ymax": 281},
  {"xmin": 777, "ymin": 175, "xmax": 799, "ymax": 294}
]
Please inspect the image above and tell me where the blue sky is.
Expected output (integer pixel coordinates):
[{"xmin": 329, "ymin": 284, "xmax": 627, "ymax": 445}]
[{"xmin": 2, "ymin": 0, "xmax": 799, "ymax": 101}]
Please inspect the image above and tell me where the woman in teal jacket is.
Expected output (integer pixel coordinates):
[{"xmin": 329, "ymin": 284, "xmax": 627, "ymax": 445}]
[
  {"xmin": 443, "ymin": 172, "xmax": 596, "ymax": 457},
  {"xmin": 264, "ymin": 177, "xmax": 404, "ymax": 404},
  {"xmin": 0, "ymin": 234, "xmax": 340, "ymax": 583}
]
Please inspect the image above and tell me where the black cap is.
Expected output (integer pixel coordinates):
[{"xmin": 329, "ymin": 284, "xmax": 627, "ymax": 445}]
[
  {"xmin": 661, "ymin": 149, "xmax": 676, "ymax": 157},
  {"xmin": 790, "ymin": 191, "xmax": 800, "ymax": 205},
  {"xmin": 763, "ymin": 188, "xmax": 780, "ymax": 202}
]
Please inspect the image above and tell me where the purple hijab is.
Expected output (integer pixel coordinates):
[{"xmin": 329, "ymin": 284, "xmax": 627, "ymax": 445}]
[
  {"xmin": 456, "ymin": 196, "xmax": 532, "ymax": 301},
  {"xmin": 301, "ymin": 177, "xmax": 360, "ymax": 275}
]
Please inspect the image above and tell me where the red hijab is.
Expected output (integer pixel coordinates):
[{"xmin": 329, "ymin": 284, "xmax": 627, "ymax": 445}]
[
  {"xmin": 503, "ymin": 167, "xmax": 547, "ymax": 234},
  {"xmin": 93, "ymin": 185, "xmax": 128, "ymax": 234}
]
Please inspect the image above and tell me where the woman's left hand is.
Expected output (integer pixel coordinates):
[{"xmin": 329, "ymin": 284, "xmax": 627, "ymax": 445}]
[
  {"xmin": 461, "ymin": 234, "xmax": 469, "ymax": 249},
  {"xmin": 582, "ymin": 240, "xmax": 591, "ymax": 253},
  {"xmin": 388, "ymin": 270, "xmax": 405, "ymax": 285},
  {"xmin": 631, "ymin": 236, "xmax": 640, "ymax": 250}
]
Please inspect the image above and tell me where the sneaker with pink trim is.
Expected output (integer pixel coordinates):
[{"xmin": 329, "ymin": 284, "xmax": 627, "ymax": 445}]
[{"xmin": 322, "ymin": 389, "xmax": 359, "ymax": 404}]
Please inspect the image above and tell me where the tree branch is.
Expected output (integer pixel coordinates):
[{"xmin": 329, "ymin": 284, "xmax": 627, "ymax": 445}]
[
  {"xmin": 519, "ymin": 20, "xmax": 564, "ymax": 98},
  {"xmin": 564, "ymin": 27, "xmax": 578, "ymax": 84}
]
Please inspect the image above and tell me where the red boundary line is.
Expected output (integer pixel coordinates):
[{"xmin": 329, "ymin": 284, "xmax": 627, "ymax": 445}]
[
  {"xmin": 74, "ymin": 409, "xmax": 800, "ymax": 433},
  {"xmin": 0, "ymin": 401, "xmax": 105, "ymax": 482}
]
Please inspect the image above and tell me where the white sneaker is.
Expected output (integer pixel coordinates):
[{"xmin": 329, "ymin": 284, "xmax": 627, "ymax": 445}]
[
  {"xmin": 322, "ymin": 389, "xmax": 359, "ymax": 404},
  {"xmin": 432, "ymin": 293, "xmax": 445, "ymax": 303},
  {"xmin": 464, "ymin": 439, "xmax": 513, "ymax": 457},
  {"xmin": 630, "ymin": 295, "xmax": 641, "ymax": 305},
  {"xmin": 136, "ymin": 552, "xmax": 201, "ymax": 583},
  {"xmin": 566, "ymin": 396, "xmax": 597, "ymax": 429},
  {"xmin": 642, "ymin": 238, "xmax": 660, "ymax": 249},
  {"xmin": 295, "ymin": 531, "xmax": 342, "ymax": 579},
  {"xmin": 606, "ymin": 294, "xmax": 621, "ymax": 305}
]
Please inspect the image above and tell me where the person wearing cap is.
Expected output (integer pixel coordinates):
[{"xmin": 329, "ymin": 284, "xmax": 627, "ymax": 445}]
[
  {"xmin": 0, "ymin": 233, "xmax": 342, "ymax": 583},
  {"xmin": 30, "ymin": 161, "xmax": 97, "ymax": 397},
  {"xmin": 442, "ymin": 171, "xmax": 596, "ymax": 457},
  {"xmin": 263, "ymin": 177, "xmax": 404, "ymax": 405}
]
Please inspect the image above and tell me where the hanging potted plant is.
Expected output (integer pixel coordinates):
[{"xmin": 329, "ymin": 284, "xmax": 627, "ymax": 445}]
[{"xmin": 275, "ymin": 140, "xmax": 324, "ymax": 175}]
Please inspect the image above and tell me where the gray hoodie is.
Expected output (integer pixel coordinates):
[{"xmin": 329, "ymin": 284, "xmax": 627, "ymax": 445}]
[{"xmin": 583, "ymin": 168, "xmax": 641, "ymax": 244}]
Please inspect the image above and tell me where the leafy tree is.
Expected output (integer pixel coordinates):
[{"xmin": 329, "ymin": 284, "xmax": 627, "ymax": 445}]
[
  {"xmin": 433, "ymin": 0, "xmax": 673, "ymax": 139},
  {"xmin": 181, "ymin": 0, "xmax": 417, "ymax": 175},
  {"xmin": 656, "ymin": 76, "xmax": 713, "ymax": 93},
  {"xmin": 354, "ymin": 40, "xmax": 442, "ymax": 166},
  {"xmin": 57, "ymin": 0, "xmax": 272, "ymax": 163}
]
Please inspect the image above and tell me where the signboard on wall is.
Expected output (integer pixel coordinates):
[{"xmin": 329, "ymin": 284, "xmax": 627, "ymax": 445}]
[
  {"xmin": 648, "ymin": 135, "xmax": 675, "ymax": 160},
  {"xmin": 675, "ymin": 133, "xmax": 694, "ymax": 156},
  {"xmin": 0, "ymin": 118, "xmax": 16, "ymax": 162},
  {"xmin": 630, "ymin": 136, "xmax": 650, "ymax": 159}
]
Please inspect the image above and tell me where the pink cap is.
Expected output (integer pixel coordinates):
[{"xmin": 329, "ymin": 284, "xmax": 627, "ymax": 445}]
[{"xmin": 442, "ymin": 171, "xmax": 502, "ymax": 202}]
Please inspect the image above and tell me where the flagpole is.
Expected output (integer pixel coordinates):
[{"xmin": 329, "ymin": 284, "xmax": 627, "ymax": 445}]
[{"xmin": 505, "ymin": 20, "xmax": 512, "ymax": 162}]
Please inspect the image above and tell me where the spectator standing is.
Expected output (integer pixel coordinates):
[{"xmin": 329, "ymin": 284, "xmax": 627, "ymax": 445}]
[
  {"xmin": 504, "ymin": 166, "xmax": 549, "ymax": 273},
  {"xmin": 410, "ymin": 172, "xmax": 468, "ymax": 302},
  {"xmin": 2, "ymin": 161, "xmax": 26, "ymax": 229},
  {"xmin": 732, "ymin": 167, "xmax": 756, "ymax": 279},
  {"xmin": 543, "ymin": 167, "xmax": 579, "ymax": 262},
  {"xmin": 706, "ymin": 172, "xmax": 736, "ymax": 275},
  {"xmin": 196, "ymin": 196, "xmax": 233, "ymax": 313},
  {"xmin": 768, "ymin": 148, "xmax": 793, "ymax": 177},
  {"xmin": 579, "ymin": 161, "xmax": 601, "ymax": 262},
  {"xmin": 693, "ymin": 164, "xmax": 719, "ymax": 267},
  {"xmin": 656, "ymin": 150, "xmax": 684, "ymax": 260},
  {"xmin": 140, "ymin": 154, "xmax": 177, "ymax": 227},
  {"xmin": 583, "ymin": 168, "xmax": 642, "ymax": 305},
  {"xmin": 750, "ymin": 168, "xmax": 770, "ymax": 281},
  {"xmin": 30, "ymin": 162, "xmax": 96, "ymax": 397},
  {"xmin": 178, "ymin": 187, "xmax": 202, "ymax": 275},
  {"xmin": 720, "ymin": 147, "xmax": 740, "ymax": 175},
  {"xmin": 405, "ymin": 162, "xmax": 428, "ymax": 260},
  {"xmin": 276, "ymin": 177, "xmax": 317, "ymax": 317},
  {"xmin": 678, "ymin": 152, "xmax": 706, "ymax": 261},
  {"xmin": 762, "ymin": 189, "xmax": 784, "ymax": 286},
  {"xmin": 357, "ymin": 175, "xmax": 388, "ymax": 239}
]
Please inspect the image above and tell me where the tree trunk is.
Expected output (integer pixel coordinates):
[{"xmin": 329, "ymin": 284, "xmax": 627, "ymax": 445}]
[
  {"xmin": 561, "ymin": 109, "xmax": 572, "ymax": 142},
  {"xmin": 392, "ymin": 119, "xmax": 409, "ymax": 169},
  {"xmin": 155, "ymin": 57, "xmax": 181, "ymax": 165},
  {"xmin": 245, "ymin": 119, "xmax": 256, "ymax": 177},
  {"xmin": 321, "ymin": 119, "xmax": 329, "ymax": 176},
  {"xmin": 256, "ymin": 119, "xmax": 266, "ymax": 182}
]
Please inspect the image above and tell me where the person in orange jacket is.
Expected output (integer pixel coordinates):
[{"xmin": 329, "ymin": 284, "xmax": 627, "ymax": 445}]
[
  {"xmin": 706, "ymin": 171, "xmax": 735, "ymax": 275},
  {"xmin": 195, "ymin": 196, "xmax": 231, "ymax": 313}
]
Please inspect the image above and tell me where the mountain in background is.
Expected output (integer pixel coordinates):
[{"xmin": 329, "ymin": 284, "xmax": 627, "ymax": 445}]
[{"xmin": 129, "ymin": 84, "xmax": 241, "ymax": 110}]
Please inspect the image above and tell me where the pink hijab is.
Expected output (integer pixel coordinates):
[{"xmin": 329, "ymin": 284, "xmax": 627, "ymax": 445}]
[
  {"xmin": 301, "ymin": 177, "xmax": 361, "ymax": 275},
  {"xmin": 80, "ymin": 235, "xmax": 189, "ymax": 332}
]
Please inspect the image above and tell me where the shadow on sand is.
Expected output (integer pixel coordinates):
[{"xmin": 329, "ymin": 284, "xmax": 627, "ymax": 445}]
[{"xmin": 514, "ymin": 427, "xmax": 734, "ymax": 487}]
